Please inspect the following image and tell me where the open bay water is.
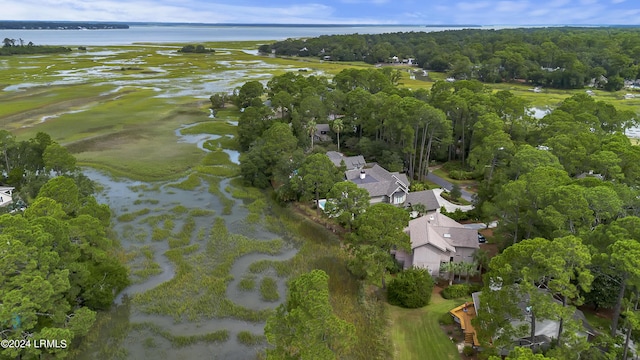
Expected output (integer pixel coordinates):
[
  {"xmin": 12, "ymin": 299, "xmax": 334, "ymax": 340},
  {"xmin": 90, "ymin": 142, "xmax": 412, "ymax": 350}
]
[{"xmin": 2, "ymin": 24, "xmax": 497, "ymax": 46}]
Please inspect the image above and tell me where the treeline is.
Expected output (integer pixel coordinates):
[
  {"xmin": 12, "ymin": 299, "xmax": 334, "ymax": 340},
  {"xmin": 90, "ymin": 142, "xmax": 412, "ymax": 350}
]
[
  {"xmin": 259, "ymin": 27, "xmax": 640, "ymax": 90},
  {"xmin": 0, "ymin": 21, "xmax": 129, "ymax": 29},
  {"xmin": 0, "ymin": 131, "xmax": 128, "ymax": 358},
  {"xmin": 229, "ymin": 67, "xmax": 640, "ymax": 356},
  {"xmin": 178, "ymin": 44, "xmax": 215, "ymax": 53},
  {"xmin": 1, "ymin": 38, "xmax": 72, "ymax": 55}
]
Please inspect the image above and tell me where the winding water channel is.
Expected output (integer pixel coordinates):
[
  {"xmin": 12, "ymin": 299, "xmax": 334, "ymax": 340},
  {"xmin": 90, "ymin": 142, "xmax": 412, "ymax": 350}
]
[{"xmin": 73, "ymin": 118, "xmax": 297, "ymax": 359}]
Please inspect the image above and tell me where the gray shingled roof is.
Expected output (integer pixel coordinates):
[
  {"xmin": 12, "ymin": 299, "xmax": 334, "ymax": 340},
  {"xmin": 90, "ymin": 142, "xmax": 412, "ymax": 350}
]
[
  {"xmin": 345, "ymin": 164, "xmax": 409, "ymax": 198},
  {"xmin": 326, "ymin": 151, "xmax": 366, "ymax": 170},
  {"xmin": 407, "ymin": 212, "xmax": 479, "ymax": 251},
  {"xmin": 406, "ymin": 190, "xmax": 440, "ymax": 211}
]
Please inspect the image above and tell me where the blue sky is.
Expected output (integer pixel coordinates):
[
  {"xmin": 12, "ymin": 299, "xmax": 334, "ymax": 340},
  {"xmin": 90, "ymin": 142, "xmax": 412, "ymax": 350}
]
[{"xmin": 2, "ymin": 0, "xmax": 639, "ymax": 25}]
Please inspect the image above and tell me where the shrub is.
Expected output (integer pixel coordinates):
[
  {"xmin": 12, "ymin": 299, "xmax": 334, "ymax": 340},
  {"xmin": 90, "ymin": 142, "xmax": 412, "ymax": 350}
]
[
  {"xmin": 439, "ymin": 312, "xmax": 455, "ymax": 325},
  {"xmin": 441, "ymin": 284, "xmax": 483, "ymax": 299},
  {"xmin": 387, "ymin": 268, "xmax": 434, "ymax": 308},
  {"xmin": 448, "ymin": 170, "xmax": 475, "ymax": 180},
  {"xmin": 450, "ymin": 184, "xmax": 461, "ymax": 200},
  {"xmin": 463, "ymin": 345, "xmax": 475, "ymax": 356}
]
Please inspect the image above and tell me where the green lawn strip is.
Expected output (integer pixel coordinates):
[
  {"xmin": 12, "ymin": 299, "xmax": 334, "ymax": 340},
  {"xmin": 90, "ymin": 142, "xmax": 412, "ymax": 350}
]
[
  {"xmin": 388, "ymin": 293, "xmax": 462, "ymax": 360},
  {"xmin": 430, "ymin": 168, "xmax": 477, "ymax": 188}
]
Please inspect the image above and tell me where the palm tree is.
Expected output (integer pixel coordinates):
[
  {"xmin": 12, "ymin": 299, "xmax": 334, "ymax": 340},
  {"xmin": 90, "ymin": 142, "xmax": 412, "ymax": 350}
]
[
  {"xmin": 331, "ymin": 118, "xmax": 344, "ymax": 152},
  {"xmin": 460, "ymin": 261, "xmax": 479, "ymax": 283},
  {"xmin": 440, "ymin": 261, "xmax": 461, "ymax": 286},
  {"xmin": 473, "ymin": 249, "xmax": 490, "ymax": 275},
  {"xmin": 307, "ymin": 120, "xmax": 317, "ymax": 151}
]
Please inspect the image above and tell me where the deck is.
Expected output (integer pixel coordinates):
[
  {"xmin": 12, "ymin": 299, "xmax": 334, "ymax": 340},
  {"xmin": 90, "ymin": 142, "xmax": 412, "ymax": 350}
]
[{"xmin": 449, "ymin": 302, "xmax": 480, "ymax": 347}]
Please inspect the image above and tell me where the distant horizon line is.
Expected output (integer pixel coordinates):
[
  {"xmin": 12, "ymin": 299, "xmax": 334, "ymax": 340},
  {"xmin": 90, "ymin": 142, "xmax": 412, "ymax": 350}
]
[{"xmin": 1, "ymin": 20, "xmax": 638, "ymax": 28}]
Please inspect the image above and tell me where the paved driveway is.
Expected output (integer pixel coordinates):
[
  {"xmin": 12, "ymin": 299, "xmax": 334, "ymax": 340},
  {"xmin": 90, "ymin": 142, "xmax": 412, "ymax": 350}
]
[{"xmin": 425, "ymin": 172, "xmax": 474, "ymax": 202}]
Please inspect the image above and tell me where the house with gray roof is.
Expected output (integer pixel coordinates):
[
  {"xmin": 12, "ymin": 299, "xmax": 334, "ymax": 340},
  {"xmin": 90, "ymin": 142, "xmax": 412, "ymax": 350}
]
[
  {"xmin": 406, "ymin": 190, "xmax": 440, "ymax": 213},
  {"xmin": 326, "ymin": 151, "xmax": 366, "ymax": 170},
  {"xmin": 314, "ymin": 123, "xmax": 332, "ymax": 142},
  {"xmin": 395, "ymin": 212, "xmax": 479, "ymax": 276},
  {"xmin": 472, "ymin": 287, "xmax": 596, "ymax": 353},
  {"xmin": 345, "ymin": 164, "xmax": 409, "ymax": 205}
]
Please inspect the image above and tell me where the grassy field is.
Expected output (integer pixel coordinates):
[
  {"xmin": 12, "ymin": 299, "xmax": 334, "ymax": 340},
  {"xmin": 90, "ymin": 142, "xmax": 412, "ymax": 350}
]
[{"xmin": 388, "ymin": 291, "xmax": 463, "ymax": 360}]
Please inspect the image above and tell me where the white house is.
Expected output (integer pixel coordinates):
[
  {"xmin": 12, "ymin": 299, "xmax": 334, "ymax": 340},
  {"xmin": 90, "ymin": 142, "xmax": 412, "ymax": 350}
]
[
  {"xmin": 0, "ymin": 186, "xmax": 15, "ymax": 207},
  {"xmin": 395, "ymin": 212, "xmax": 479, "ymax": 276}
]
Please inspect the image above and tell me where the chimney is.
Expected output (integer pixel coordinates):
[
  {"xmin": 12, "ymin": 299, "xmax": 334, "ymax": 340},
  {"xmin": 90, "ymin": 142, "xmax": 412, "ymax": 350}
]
[{"xmin": 359, "ymin": 170, "xmax": 366, "ymax": 180}]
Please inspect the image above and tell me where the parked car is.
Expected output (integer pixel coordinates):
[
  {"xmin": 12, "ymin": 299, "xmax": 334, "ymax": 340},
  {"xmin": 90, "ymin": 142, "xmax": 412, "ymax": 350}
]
[{"xmin": 478, "ymin": 233, "xmax": 486, "ymax": 243}]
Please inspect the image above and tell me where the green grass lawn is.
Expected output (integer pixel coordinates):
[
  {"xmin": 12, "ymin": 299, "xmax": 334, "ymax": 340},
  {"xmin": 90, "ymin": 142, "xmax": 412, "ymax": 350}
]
[
  {"xmin": 389, "ymin": 291, "xmax": 463, "ymax": 360},
  {"xmin": 430, "ymin": 168, "xmax": 478, "ymax": 189}
]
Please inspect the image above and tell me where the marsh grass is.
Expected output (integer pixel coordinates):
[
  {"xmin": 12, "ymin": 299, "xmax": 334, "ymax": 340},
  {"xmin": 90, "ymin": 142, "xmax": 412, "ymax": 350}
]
[
  {"xmin": 171, "ymin": 205, "xmax": 189, "ymax": 215},
  {"xmin": 133, "ymin": 199, "xmax": 160, "ymax": 205},
  {"xmin": 168, "ymin": 217, "xmax": 195, "ymax": 249},
  {"xmin": 202, "ymin": 150, "xmax": 234, "ymax": 166},
  {"xmin": 117, "ymin": 208, "xmax": 151, "ymax": 222},
  {"xmin": 141, "ymin": 213, "xmax": 175, "ymax": 227},
  {"xmin": 168, "ymin": 173, "xmax": 201, "ymax": 190},
  {"xmin": 130, "ymin": 322, "xmax": 229, "ymax": 347},
  {"xmin": 196, "ymin": 165, "xmax": 239, "ymax": 178},
  {"xmin": 190, "ymin": 208, "xmax": 215, "ymax": 217},
  {"xmin": 259, "ymin": 277, "xmax": 279, "ymax": 302},
  {"xmin": 151, "ymin": 227, "xmax": 171, "ymax": 242},
  {"xmin": 134, "ymin": 218, "xmax": 284, "ymax": 322},
  {"xmin": 248, "ymin": 259, "xmax": 292, "ymax": 277},
  {"xmin": 238, "ymin": 276, "xmax": 257, "ymax": 291},
  {"xmin": 203, "ymin": 136, "xmax": 238, "ymax": 151},
  {"xmin": 237, "ymin": 331, "xmax": 266, "ymax": 346},
  {"xmin": 228, "ymin": 178, "xmax": 262, "ymax": 200},
  {"xmin": 205, "ymin": 177, "xmax": 235, "ymax": 215},
  {"xmin": 179, "ymin": 121, "xmax": 237, "ymax": 137},
  {"xmin": 246, "ymin": 198, "xmax": 266, "ymax": 224}
]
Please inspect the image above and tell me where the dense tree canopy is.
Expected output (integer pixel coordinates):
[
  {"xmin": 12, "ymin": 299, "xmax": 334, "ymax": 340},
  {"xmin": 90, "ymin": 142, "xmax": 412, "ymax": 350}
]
[
  {"xmin": 0, "ymin": 172, "xmax": 127, "ymax": 358},
  {"xmin": 265, "ymin": 269, "xmax": 356, "ymax": 359},
  {"xmin": 261, "ymin": 27, "xmax": 640, "ymax": 90}
]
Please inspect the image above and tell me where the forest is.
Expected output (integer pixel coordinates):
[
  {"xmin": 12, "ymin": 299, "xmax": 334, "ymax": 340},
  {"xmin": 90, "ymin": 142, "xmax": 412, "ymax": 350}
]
[
  {"xmin": 0, "ymin": 131, "xmax": 128, "ymax": 359},
  {"xmin": 226, "ymin": 66, "xmax": 640, "ymax": 358},
  {"xmin": 259, "ymin": 27, "xmax": 640, "ymax": 90},
  {"xmin": 1, "ymin": 38, "xmax": 72, "ymax": 55}
]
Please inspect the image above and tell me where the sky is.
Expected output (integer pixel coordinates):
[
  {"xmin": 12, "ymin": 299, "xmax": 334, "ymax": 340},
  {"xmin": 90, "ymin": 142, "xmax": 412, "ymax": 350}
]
[{"xmin": 2, "ymin": 0, "xmax": 640, "ymax": 25}]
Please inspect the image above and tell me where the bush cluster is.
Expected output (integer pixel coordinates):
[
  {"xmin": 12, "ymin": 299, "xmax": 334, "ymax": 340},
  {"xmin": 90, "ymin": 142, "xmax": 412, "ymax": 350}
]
[
  {"xmin": 387, "ymin": 268, "xmax": 434, "ymax": 308},
  {"xmin": 441, "ymin": 284, "xmax": 482, "ymax": 299}
]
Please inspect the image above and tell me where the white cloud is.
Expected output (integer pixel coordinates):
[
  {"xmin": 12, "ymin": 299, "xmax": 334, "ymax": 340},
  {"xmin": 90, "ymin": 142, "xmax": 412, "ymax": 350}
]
[
  {"xmin": 340, "ymin": 0, "xmax": 390, "ymax": 4},
  {"xmin": 0, "ymin": 0, "xmax": 354, "ymax": 24},
  {"xmin": 455, "ymin": 1, "xmax": 492, "ymax": 11}
]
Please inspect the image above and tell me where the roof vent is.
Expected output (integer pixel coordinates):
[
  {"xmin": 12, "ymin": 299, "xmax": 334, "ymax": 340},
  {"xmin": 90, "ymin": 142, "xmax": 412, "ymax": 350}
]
[
  {"xmin": 429, "ymin": 215, "xmax": 435, "ymax": 221},
  {"xmin": 444, "ymin": 233, "xmax": 451, "ymax": 238},
  {"xmin": 359, "ymin": 170, "xmax": 366, "ymax": 180}
]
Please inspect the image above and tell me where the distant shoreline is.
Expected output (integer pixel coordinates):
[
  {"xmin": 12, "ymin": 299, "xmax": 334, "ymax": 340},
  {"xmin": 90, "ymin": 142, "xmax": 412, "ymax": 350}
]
[{"xmin": 0, "ymin": 21, "xmax": 128, "ymax": 30}]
